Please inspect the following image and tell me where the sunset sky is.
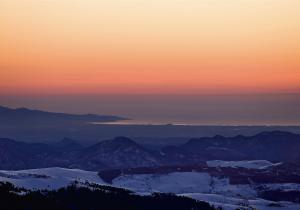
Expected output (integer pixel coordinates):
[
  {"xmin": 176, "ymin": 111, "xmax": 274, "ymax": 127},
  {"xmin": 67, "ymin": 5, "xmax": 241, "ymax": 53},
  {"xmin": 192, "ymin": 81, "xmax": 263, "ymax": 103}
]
[{"xmin": 1, "ymin": 0, "xmax": 300, "ymax": 95}]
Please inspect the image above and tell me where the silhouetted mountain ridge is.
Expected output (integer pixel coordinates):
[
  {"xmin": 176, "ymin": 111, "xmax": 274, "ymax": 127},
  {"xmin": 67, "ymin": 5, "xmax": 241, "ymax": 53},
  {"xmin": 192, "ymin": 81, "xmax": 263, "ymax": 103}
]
[
  {"xmin": 0, "ymin": 131, "xmax": 300, "ymax": 170},
  {"xmin": 0, "ymin": 105, "xmax": 127, "ymax": 125},
  {"xmin": 64, "ymin": 136, "xmax": 162, "ymax": 170},
  {"xmin": 164, "ymin": 130, "xmax": 300, "ymax": 163},
  {"xmin": 52, "ymin": 138, "xmax": 83, "ymax": 152}
]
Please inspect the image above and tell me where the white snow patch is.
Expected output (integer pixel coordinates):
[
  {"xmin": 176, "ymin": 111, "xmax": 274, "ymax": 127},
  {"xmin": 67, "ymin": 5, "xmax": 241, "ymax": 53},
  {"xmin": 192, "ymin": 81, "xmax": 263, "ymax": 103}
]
[
  {"xmin": 182, "ymin": 193, "xmax": 300, "ymax": 210},
  {"xmin": 261, "ymin": 183, "xmax": 300, "ymax": 191},
  {"xmin": 113, "ymin": 172, "xmax": 212, "ymax": 194},
  {"xmin": 0, "ymin": 167, "xmax": 105, "ymax": 190},
  {"xmin": 113, "ymin": 172, "xmax": 256, "ymax": 198},
  {"xmin": 207, "ymin": 160, "xmax": 280, "ymax": 169}
]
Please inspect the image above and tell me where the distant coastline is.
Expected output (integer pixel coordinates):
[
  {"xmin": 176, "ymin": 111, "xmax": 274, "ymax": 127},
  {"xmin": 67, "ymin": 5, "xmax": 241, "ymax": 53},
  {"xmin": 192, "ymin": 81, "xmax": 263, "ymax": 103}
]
[{"xmin": 92, "ymin": 119, "xmax": 300, "ymax": 127}]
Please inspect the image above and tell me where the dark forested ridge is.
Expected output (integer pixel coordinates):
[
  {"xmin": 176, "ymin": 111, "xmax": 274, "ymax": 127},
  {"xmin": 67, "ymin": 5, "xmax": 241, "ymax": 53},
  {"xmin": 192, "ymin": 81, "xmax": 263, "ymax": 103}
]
[{"xmin": 0, "ymin": 182, "xmax": 216, "ymax": 210}]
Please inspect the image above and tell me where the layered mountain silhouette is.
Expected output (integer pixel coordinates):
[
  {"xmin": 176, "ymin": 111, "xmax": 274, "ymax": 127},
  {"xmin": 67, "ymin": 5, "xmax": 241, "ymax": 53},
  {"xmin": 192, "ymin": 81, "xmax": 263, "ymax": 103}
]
[
  {"xmin": 0, "ymin": 138, "xmax": 57, "ymax": 170},
  {"xmin": 162, "ymin": 131, "xmax": 300, "ymax": 164},
  {"xmin": 58, "ymin": 137, "xmax": 162, "ymax": 170},
  {"xmin": 0, "ymin": 136, "xmax": 162, "ymax": 170},
  {"xmin": 0, "ymin": 105, "xmax": 127, "ymax": 125},
  {"xmin": 52, "ymin": 138, "xmax": 84, "ymax": 152},
  {"xmin": 0, "ymin": 131, "xmax": 300, "ymax": 170}
]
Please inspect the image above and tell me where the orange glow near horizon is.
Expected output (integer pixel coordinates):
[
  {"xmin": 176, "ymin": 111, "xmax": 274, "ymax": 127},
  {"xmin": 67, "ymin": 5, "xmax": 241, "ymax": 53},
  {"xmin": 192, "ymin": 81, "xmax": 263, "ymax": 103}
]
[{"xmin": 0, "ymin": 0, "xmax": 300, "ymax": 95}]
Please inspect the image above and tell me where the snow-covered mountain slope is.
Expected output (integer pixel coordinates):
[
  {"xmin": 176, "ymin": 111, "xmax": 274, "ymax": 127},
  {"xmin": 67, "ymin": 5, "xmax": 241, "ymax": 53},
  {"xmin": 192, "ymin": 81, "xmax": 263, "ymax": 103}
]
[
  {"xmin": 1, "ymin": 167, "xmax": 300, "ymax": 210},
  {"xmin": 0, "ymin": 167, "xmax": 105, "ymax": 190},
  {"xmin": 182, "ymin": 193, "xmax": 300, "ymax": 210},
  {"xmin": 206, "ymin": 160, "xmax": 280, "ymax": 169},
  {"xmin": 112, "ymin": 172, "xmax": 256, "ymax": 197}
]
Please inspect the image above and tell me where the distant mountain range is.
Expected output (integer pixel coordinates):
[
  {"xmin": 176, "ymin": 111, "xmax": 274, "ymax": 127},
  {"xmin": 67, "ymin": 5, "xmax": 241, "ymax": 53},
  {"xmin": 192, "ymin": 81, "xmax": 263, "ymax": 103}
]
[
  {"xmin": 0, "ymin": 131, "xmax": 300, "ymax": 170},
  {"xmin": 0, "ymin": 105, "xmax": 127, "ymax": 125},
  {"xmin": 2, "ymin": 106, "xmax": 300, "ymax": 145},
  {"xmin": 162, "ymin": 130, "xmax": 300, "ymax": 164},
  {"xmin": 0, "ymin": 136, "xmax": 161, "ymax": 170}
]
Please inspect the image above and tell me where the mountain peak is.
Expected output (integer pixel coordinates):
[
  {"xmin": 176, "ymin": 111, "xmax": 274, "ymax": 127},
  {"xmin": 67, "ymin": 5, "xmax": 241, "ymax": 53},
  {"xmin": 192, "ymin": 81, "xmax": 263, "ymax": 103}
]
[
  {"xmin": 111, "ymin": 136, "xmax": 137, "ymax": 145},
  {"xmin": 255, "ymin": 130, "xmax": 296, "ymax": 137}
]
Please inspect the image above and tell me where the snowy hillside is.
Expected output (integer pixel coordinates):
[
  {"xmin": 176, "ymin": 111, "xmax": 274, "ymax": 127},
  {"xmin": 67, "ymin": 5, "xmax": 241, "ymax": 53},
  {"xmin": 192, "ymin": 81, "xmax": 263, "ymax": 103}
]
[
  {"xmin": 112, "ymin": 171, "xmax": 300, "ymax": 210},
  {"xmin": 206, "ymin": 160, "xmax": 280, "ymax": 169},
  {"xmin": 0, "ymin": 167, "xmax": 300, "ymax": 210},
  {"xmin": 112, "ymin": 172, "xmax": 256, "ymax": 197},
  {"xmin": 182, "ymin": 193, "xmax": 300, "ymax": 210},
  {"xmin": 0, "ymin": 167, "xmax": 105, "ymax": 190}
]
